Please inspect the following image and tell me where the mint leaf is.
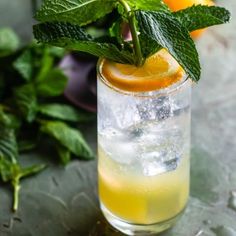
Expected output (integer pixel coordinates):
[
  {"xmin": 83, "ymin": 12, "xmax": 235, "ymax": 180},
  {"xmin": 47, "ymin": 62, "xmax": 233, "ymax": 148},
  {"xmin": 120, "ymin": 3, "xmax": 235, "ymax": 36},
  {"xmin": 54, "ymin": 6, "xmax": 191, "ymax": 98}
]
[
  {"xmin": 14, "ymin": 84, "xmax": 38, "ymax": 122},
  {"xmin": 13, "ymin": 50, "xmax": 33, "ymax": 81},
  {"xmin": 136, "ymin": 10, "xmax": 200, "ymax": 82},
  {"xmin": 35, "ymin": 48, "xmax": 54, "ymax": 83},
  {"xmin": 174, "ymin": 5, "xmax": 231, "ymax": 32},
  {"xmin": 0, "ymin": 28, "xmax": 20, "ymax": 57},
  {"xmin": 40, "ymin": 121, "xmax": 94, "ymax": 159},
  {"xmin": 0, "ymin": 108, "xmax": 14, "ymax": 127},
  {"xmin": 47, "ymin": 46, "xmax": 65, "ymax": 58},
  {"xmin": 55, "ymin": 144, "xmax": 71, "ymax": 165},
  {"xmin": 0, "ymin": 129, "xmax": 18, "ymax": 163},
  {"xmin": 128, "ymin": 0, "xmax": 169, "ymax": 12},
  {"xmin": 18, "ymin": 140, "xmax": 37, "ymax": 152},
  {"xmin": 109, "ymin": 18, "xmax": 123, "ymax": 45},
  {"xmin": 19, "ymin": 163, "xmax": 46, "ymax": 178},
  {"xmin": 0, "ymin": 108, "xmax": 21, "ymax": 130},
  {"xmin": 139, "ymin": 37, "xmax": 162, "ymax": 59},
  {"xmin": 86, "ymin": 27, "xmax": 107, "ymax": 39},
  {"xmin": 38, "ymin": 104, "xmax": 95, "ymax": 122},
  {"xmin": 0, "ymin": 157, "xmax": 13, "ymax": 182},
  {"xmin": 33, "ymin": 22, "xmax": 134, "ymax": 64},
  {"xmin": 35, "ymin": 0, "xmax": 116, "ymax": 26},
  {"xmin": 36, "ymin": 68, "xmax": 68, "ymax": 97}
]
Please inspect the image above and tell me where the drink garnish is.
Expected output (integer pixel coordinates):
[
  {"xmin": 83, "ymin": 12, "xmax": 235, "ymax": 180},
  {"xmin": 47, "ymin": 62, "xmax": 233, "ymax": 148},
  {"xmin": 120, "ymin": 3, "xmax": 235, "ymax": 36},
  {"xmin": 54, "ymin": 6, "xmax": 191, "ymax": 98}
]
[{"xmin": 33, "ymin": 0, "xmax": 230, "ymax": 82}]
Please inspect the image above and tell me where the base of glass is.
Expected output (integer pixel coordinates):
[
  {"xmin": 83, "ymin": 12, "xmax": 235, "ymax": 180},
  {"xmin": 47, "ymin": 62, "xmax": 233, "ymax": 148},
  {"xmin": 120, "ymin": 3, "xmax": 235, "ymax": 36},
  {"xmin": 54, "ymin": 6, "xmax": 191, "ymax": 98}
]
[{"xmin": 101, "ymin": 203, "xmax": 185, "ymax": 235}]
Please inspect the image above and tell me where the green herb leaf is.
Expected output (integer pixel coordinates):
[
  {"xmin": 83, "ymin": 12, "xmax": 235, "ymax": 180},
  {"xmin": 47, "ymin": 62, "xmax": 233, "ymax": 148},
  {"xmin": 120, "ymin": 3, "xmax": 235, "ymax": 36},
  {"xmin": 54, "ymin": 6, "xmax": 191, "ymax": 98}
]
[
  {"xmin": 19, "ymin": 163, "xmax": 46, "ymax": 179},
  {"xmin": 18, "ymin": 140, "xmax": 37, "ymax": 152},
  {"xmin": 0, "ymin": 108, "xmax": 10, "ymax": 126},
  {"xmin": 174, "ymin": 5, "xmax": 231, "ymax": 32},
  {"xmin": 109, "ymin": 18, "xmax": 123, "ymax": 45},
  {"xmin": 47, "ymin": 46, "xmax": 65, "ymax": 58},
  {"xmin": 35, "ymin": 0, "xmax": 117, "ymax": 26},
  {"xmin": 0, "ymin": 129, "xmax": 18, "ymax": 163},
  {"xmin": 0, "ymin": 109, "xmax": 21, "ymax": 130},
  {"xmin": 0, "ymin": 157, "xmax": 14, "ymax": 182},
  {"xmin": 40, "ymin": 121, "xmax": 94, "ymax": 159},
  {"xmin": 55, "ymin": 144, "xmax": 71, "ymax": 165},
  {"xmin": 38, "ymin": 104, "xmax": 95, "ymax": 122},
  {"xmin": 136, "ymin": 10, "xmax": 200, "ymax": 82},
  {"xmin": 0, "ymin": 109, "xmax": 18, "ymax": 162},
  {"xmin": 138, "ymin": 37, "xmax": 162, "ymax": 59},
  {"xmin": 14, "ymin": 84, "xmax": 38, "ymax": 122},
  {"xmin": 0, "ymin": 28, "xmax": 20, "ymax": 57},
  {"xmin": 13, "ymin": 50, "xmax": 33, "ymax": 81},
  {"xmin": 33, "ymin": 22, "xmax": 134, "ymax": 64},
  {"xmin": 128, "ymin": 0, "xmax": 169, "ymax": 12},
  {"xmin": 35, "ymin": 47, "xmax": 54, "ymax": 83},
  {"xmin": 36, "ymin": 68, "xmax": 68, "ymax": 97},
  {"xmin": 87, "ymin": 27, "xmax": 107, "ymax": 39}
]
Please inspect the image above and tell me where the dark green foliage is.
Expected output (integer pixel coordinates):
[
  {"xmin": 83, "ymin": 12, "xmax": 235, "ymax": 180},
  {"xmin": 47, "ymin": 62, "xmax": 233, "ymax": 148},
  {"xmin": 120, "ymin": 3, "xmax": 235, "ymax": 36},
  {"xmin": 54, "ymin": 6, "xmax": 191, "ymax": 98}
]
[{"xmin": 0, "ymin": 32, "xmax": 94, "ymax": 212}]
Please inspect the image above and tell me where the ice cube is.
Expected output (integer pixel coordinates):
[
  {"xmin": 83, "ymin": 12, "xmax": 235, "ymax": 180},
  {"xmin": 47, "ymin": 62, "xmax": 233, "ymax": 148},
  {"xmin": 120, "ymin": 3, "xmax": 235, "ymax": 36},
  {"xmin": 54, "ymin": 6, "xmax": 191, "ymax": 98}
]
[
  {"xmin": 99, "ymin": 128, "xmax": 137, "ymax": 165},
  {"xmin": 140, "ymin": 151, "xmax": 180, "ymax": 176}
]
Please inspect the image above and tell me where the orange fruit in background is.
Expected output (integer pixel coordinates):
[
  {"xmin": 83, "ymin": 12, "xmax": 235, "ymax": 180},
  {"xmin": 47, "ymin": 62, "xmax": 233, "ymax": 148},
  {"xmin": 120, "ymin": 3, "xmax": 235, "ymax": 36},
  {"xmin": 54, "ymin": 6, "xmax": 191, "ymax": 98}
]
[
  {"xmin": 163, "ymin": 0, "xmax": 214, "ymax": 38},
  {"xmin": 101, "ymin": 49, "xmax": 184, "ymax": 92}
]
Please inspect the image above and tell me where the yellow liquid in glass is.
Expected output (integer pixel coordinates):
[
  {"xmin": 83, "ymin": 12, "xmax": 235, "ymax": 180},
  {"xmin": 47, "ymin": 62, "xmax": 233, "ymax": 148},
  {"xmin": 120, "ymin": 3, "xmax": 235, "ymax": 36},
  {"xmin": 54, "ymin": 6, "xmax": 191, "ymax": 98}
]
[{"xmin": 98, "ymin": 147, "xmax": 189, "ymax": 224}]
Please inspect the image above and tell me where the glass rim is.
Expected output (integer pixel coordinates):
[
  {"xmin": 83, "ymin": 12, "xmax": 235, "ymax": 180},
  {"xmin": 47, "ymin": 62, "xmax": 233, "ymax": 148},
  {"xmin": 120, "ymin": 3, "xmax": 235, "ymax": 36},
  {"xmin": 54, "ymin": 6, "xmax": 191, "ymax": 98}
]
[{"xmin": 97, "ymin": 58, "xmax": 192, "ymax": 98}]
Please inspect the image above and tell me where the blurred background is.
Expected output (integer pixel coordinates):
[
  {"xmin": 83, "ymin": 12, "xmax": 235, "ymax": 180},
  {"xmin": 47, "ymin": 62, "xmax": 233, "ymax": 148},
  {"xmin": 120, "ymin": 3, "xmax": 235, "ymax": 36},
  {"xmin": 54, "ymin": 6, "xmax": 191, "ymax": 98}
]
[
  {"xmin": 0, "ymin": 0, "xmax": 39, "ymax": 42},
  {"xmin": 0, "ymin": 0, "xmax": 236, "ymax": 236}
]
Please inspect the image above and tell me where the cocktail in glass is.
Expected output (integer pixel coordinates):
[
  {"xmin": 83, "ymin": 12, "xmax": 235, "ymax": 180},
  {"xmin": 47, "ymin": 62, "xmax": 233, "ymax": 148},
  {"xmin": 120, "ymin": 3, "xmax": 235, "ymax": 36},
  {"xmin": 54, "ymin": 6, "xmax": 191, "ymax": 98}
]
[{"xmin": 97, "ymin": 53, "xmax": 191, "ymax": 235}]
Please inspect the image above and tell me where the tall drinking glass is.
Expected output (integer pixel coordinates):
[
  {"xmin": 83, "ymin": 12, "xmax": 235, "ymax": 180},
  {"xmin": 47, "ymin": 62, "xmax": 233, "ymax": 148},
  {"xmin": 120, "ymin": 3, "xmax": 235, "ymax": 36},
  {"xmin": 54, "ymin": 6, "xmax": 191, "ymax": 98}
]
[{"xmin": 97, "ymin": 58, "xmax": 191, "ymax": 235}]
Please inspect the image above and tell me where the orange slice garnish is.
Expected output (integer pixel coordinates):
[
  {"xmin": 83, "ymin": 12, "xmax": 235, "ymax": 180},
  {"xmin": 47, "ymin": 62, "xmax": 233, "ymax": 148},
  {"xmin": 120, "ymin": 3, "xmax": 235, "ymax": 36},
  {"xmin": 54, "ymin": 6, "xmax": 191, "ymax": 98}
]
[{"xmin": 101, "ymin": 49, "xmax": 184, "ymax": 92}]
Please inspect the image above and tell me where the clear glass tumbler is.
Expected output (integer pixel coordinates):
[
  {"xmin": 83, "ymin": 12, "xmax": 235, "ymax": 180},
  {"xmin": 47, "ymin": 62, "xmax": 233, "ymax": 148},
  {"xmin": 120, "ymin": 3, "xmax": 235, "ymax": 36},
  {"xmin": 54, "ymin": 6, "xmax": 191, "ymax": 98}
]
[{"xmin": 97, "ymin": 59, "xmax": 191, "ymax": 235}]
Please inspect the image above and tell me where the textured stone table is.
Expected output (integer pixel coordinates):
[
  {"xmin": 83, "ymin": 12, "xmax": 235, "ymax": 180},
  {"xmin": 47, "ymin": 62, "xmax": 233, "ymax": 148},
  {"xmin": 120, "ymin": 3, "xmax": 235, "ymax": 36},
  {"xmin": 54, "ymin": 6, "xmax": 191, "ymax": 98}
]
[{"xmin": 0, "ymin": 1, "xmax": 236, "ymax": 235}]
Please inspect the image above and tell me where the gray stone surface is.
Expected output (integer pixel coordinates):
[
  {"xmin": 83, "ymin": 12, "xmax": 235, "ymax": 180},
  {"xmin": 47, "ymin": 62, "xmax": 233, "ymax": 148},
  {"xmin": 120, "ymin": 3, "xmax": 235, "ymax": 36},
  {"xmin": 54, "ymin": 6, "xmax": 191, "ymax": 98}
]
[{"xmin": 0, "ymin": 0, "xmax": 236, "ymax": 235}]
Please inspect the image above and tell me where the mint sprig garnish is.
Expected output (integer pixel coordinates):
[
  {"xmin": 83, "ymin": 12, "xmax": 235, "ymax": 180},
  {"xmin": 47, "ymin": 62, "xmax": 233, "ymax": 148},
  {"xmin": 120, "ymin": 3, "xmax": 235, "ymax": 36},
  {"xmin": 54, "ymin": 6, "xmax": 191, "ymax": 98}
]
[{"xmin": 34, "ymin": 0, "xmax": 230, "ymax": 82}]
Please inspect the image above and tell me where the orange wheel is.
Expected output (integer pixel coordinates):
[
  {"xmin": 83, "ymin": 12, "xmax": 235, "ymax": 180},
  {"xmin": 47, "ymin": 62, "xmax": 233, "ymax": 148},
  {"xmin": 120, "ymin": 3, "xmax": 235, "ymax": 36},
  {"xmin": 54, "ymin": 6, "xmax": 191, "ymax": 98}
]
[{"xmin": 101, "ymin": 49, "xmax": 184, "ymax": 92}]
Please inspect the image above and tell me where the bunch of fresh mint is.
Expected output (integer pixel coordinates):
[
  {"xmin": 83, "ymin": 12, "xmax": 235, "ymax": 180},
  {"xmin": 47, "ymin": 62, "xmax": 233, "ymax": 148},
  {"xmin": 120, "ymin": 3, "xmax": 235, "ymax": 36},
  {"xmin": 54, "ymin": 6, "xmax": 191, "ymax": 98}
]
[
  {"xmin": 33, "ymin": 0, "xmax": 230, "ymax": 82},
  {"xmin": 0, "ymin": 28, "xmax": 94, "ymax": 211}
]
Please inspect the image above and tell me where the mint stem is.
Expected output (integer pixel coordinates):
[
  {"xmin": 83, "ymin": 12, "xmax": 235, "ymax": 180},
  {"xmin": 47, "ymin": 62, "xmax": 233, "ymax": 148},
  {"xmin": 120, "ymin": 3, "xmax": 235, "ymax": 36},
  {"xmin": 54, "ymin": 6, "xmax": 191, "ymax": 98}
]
[
  {"xmin": 118, "ymin": 0, "xmax": 143, "ymax": 66},
  {"xmin": 12, "ymin": 178, "xmax": 20, "ymax": 212}
]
